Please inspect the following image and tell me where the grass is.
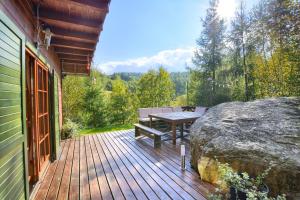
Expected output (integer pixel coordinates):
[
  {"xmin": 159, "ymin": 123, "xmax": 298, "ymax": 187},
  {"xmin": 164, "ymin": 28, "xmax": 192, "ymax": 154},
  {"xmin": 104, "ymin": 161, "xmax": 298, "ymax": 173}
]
[{"xmin": 79, "ymin": 124, "xmax": 134, "ymax": 135}]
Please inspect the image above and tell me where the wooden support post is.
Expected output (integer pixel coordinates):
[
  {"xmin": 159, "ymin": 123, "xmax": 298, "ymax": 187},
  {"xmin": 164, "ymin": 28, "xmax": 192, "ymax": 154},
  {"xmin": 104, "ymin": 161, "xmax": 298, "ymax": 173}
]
[
  {"xmin": 150, "ymin": 116, "xmax": 152, "ymax": 128},
  {"xmin": 172, "ymin": 122, "xmax": 176, "ymax": 145},
  {"xmin": 135, "ymin": 126, "xmax": 140, "ymax": 137},
  {"xmin": 154, "ymin": 135, "xmax": 161, "ymax": 148},
  {"xmin": 180, "ymin": 123, "xmax": 184, "ymax": 139}
]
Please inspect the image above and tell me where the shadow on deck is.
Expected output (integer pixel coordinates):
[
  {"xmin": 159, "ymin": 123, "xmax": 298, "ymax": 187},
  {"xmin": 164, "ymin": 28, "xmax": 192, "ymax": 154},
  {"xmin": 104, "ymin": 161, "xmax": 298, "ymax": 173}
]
[{"xmin": 33, "ymin": 129, "xmax": 213, "ymax": 200}]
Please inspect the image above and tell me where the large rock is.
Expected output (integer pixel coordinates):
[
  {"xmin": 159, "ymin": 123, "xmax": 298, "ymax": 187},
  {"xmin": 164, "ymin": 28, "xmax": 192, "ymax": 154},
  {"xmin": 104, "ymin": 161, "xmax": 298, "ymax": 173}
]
[{"xmin": 190, "ymin": 97, "xmax": 300, "ymax": 199}]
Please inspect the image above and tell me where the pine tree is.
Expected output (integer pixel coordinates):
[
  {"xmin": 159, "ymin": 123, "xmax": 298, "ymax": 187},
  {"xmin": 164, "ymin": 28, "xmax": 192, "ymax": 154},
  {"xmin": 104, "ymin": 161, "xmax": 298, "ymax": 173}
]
[
  {"xmin": 192, "ymin": 0, "xmax": 226, "ymax": 106},
  {"xmin": 82, "ymin": 70, "xmax": 108, "ymax": 127},
  {"xmin": 230, "ymin": 0, "xmax": 251, "ymax": 101}
]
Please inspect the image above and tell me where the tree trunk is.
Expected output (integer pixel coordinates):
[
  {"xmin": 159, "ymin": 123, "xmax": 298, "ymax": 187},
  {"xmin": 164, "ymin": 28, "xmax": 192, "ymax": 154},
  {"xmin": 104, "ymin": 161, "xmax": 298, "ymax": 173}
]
[{"xmin": 242, "ymin": 37, "xmax": 248, "ymax": 101}]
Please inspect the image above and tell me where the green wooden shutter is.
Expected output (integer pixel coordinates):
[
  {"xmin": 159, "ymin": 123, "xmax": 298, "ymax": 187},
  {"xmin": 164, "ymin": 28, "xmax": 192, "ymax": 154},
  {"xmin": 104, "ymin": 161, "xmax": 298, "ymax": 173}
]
[
  {"xmin": 0, "ymin": 12, "xmax": 28, "ymax": 200},
  {"xmin": 54, "ymin": 74, "xmax": 60, "ymax": 157}
]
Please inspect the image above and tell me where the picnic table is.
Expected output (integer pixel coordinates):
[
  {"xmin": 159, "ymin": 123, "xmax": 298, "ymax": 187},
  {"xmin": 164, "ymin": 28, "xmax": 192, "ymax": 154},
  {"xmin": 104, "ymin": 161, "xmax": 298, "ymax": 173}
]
[{"xmin": 148, "ymin": 112, "xmax": 203, "ymax": 145}]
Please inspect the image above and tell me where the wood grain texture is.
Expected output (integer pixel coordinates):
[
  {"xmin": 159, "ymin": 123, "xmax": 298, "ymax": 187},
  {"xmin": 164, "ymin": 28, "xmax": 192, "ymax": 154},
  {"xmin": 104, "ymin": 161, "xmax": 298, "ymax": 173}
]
[
  {"xmin": 0, "ymin": 17, "xmax": 26, "ymax": 200},
  {"xmin": 33, "ymin": 130, "xmax": 213, "ymax": 200}
]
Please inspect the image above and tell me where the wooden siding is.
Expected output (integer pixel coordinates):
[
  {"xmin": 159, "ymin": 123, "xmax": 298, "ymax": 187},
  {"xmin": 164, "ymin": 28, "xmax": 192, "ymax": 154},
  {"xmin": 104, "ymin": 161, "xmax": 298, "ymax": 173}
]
[
  {"xmin": 0, "ymin": 0, "xmax": 63, "ymax": 129},
  {"xmin": 0, "ymin": 14, "xmax": 26, "ymax": 200}
]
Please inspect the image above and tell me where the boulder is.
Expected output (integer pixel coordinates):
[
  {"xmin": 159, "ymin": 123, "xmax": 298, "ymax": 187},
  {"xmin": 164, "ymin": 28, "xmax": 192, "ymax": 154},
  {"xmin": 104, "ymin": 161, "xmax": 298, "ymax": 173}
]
[{"xmin": 190, "ymin": 97, "xmax": 300, "ymax": 199}]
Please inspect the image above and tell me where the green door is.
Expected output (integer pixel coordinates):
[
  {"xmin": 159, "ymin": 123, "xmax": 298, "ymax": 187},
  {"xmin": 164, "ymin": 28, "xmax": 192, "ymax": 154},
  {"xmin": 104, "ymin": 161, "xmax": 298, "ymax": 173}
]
[
  {"xmin": 50, "ymin": 71, "xmax": 60, "ymax": 160},
  {"xmin": 54, "ymin": 74, "xmax": 60, "ymax": 157},
  {"xmin": 0, "ymin": 12, "xmax": 28, "ymax": 200}
]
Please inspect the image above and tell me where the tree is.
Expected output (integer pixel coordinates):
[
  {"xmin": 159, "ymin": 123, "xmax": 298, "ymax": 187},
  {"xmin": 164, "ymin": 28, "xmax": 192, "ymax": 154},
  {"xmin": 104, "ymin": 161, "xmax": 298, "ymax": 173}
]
[
  {"xmin": 230, "ymin": 0, "xmax": 252, "ymax": 100},
  {"xmin": 191, "ymin": 0, "xmax": 227, "ymax": 106},
  {"xmin": 109, "ymin": 76, "xmax": 134, "ymax": 124},
  {"xmin": 170, "ymin": 72, "xmax": 189, "ymax": 96},
  {"xmin": 81, "ymin": 70, "xmax": 108, "ymax": 127},
  {"xmin": 249, "ymin": 0, "xmax": 300, "ymax": 97},
  {"xmin": 62, "ymin": 75, "xmax": 85, "ymax": 123},
  {"xmin": 137, "ymin": 67, "xmax": 175, "ymax": 107}
]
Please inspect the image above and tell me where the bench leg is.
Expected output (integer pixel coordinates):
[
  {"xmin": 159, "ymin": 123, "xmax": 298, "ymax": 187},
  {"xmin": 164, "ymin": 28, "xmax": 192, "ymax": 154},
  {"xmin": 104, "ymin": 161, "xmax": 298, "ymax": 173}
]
[
  {"xmin": 135, "ymin": 127, "xmax": 140, "ymax": 137},
  {"xmin": 154, "ymin": 135, "xmax": 161, "ymax": 148},
  {"xmin": 180, "ymin": 123, "xmax": 184, "ymax": 138}
]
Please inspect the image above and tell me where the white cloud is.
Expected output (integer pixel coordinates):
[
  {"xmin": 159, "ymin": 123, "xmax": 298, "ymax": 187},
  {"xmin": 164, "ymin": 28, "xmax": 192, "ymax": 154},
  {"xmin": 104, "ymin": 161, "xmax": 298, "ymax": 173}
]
[{"xmin": 96, "ymin": 47, "xmax": 195, "ymax": 74}]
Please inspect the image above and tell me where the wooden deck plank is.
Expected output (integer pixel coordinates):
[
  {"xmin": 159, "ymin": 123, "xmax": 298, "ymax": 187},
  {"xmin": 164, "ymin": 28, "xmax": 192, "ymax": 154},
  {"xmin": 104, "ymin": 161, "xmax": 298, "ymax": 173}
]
[
  {"xmin": 89, "ymin": 135, "xmax": 113, "ymax": 200},
  {"xmin": 33, "ymin": 130, "xmax": 211, "ymax": 200},
  {"xmin": 101, "ymin": 132, "xmax": 160, "ymax": 200},
  {"xmin": 104, "ymin": 131, "xmax": 171, "ymax": 200},
  {"xmin": 140, "ymin": 137, "xmax": 198, "ymax": 177},
  {"xmin": 69, "ymin": 138, "xmax": 80, "ymax": 200},
  {"xmin": 124, "ymin": 130, "xmax": 211, "ymax": 195},
  {"xmin": 57, "ymin": 139, "xmax": 75, "ymax": 200},
  {"xmin": 98, "ymin": 133, "xmax": 149, "ymax": 200},
  {"xmin": 80, "ymin": 136, "xmax": 90, "ymax": 200},
  {"xmin": 108, "ymin": 131, "xmax": 184, "ymax": 200},
  {"xmin": 46, "ymin": 140, "xmax": 71, "ymax": 200},
  {"xmin": 95, "ymin": 134, "xmax": 137, "ymax": 200},
  {"xmin": 92, "ymin": 135, "xmax": 125, "ymax": 200},
  {"xmin": 112, "ymin": 132, "xmax": 204, "ymax": 199},
  {"xmin": 111, "ymin": 130, "xmax": 205, "ymax": 200},
  {"xmin": 33, "ymin": 141, "xmax": 66, "ymax": 200},
  {"xmin": 85, "ymin": 136, "xmax": 102, "ymax": 200},
  {"xmin": 132, "ymin": 130, "xmax": 214, "ymax": 193}
]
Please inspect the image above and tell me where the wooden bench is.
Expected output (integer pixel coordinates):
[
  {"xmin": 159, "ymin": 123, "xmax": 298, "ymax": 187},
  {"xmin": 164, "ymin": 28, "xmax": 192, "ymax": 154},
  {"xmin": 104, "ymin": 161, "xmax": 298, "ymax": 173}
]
[{"xmin": 134, "ymin": 123, "xmax": 165, "ymax": 148}]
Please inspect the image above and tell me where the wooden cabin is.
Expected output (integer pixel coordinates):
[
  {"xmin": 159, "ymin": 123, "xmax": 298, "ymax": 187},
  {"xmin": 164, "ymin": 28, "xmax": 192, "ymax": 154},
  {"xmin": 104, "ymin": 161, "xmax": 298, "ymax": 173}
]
[{"xmin": 0, "ymin": 0, "xmax": 110, "ymax": 199}]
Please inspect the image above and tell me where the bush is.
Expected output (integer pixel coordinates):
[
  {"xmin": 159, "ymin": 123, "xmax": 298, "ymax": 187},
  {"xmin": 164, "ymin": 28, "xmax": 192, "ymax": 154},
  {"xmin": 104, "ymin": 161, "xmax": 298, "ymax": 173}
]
[
  {"xmin": 209, "ymin": 160, "xmax": 286, "ymax": 200},
  {"xmin": 61, "ymin": 118, "xmax": 79, "ymax": 139}
]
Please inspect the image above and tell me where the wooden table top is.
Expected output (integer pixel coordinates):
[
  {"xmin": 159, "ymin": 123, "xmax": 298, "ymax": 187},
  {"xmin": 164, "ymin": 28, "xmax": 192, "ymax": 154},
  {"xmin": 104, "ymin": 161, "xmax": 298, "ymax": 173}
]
[{"xmin": 149, "ymin": 112, "xmax": 203, "ymax": 122}]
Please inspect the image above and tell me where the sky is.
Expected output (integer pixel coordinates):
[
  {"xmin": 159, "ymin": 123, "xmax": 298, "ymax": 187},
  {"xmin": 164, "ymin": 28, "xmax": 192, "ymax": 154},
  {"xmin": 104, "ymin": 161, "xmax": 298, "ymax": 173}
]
[{"xmin": 93, "ymin": 0, "xmax": 258, "ymax": 75}]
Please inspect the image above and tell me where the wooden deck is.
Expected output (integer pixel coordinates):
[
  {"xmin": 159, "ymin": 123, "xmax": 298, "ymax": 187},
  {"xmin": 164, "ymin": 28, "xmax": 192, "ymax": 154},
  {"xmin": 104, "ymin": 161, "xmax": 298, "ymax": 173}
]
[{"xmin": 33, "ymin": 129, "xmax": 212, "ymax": 200}]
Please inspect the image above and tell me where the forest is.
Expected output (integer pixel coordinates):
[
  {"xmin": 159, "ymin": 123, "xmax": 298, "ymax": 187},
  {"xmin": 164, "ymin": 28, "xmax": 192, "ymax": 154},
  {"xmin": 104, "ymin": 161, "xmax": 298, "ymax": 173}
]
[
  {"xmin": 63, "ymin": 0, "xmax": 299, "ymax": 130},
  {"xmin": 62, "ymin": 68, "xmax": 186, "ymax": 129},
  {"xmin": 189, "ymin": 0, "xmax": 299, "ymax": 106}
]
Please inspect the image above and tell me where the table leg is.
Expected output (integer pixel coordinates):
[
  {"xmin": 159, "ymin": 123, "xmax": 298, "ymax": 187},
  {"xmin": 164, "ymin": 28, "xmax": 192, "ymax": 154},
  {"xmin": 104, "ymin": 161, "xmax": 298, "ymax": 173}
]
[
  {"xmin": 172, "ymin": 122, "xmax": 176, "ymax": 145},
  {"xmin": 180, "ymin": 123, "xmax": 184, "ymax": 138}
]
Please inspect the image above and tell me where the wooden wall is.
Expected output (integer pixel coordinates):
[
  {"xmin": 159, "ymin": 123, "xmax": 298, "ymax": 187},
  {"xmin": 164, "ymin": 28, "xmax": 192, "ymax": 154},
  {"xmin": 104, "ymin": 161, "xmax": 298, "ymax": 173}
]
[
  {"xmin": 0, "ymin": 0, "xmax": 63, "ymax": 128},
  {"xmin": 0, "ymin": 0, "xmax": 65, "ymax": 199},
  {"xmin": 0, "ymin": 9, "xmax": 27, "ymax": 200}
]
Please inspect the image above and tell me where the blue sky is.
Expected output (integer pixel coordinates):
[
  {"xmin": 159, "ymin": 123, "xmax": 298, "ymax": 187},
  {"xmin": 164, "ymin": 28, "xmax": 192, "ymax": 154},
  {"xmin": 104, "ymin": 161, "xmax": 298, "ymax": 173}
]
[{"xmin": 93, "ymin": 0, "xmax": 258, "ymax": 74}]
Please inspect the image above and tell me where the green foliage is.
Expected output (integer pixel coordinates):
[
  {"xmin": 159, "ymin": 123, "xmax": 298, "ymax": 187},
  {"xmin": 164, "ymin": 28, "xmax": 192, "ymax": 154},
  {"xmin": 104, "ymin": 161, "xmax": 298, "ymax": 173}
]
[
  {"xmin": 171, "ymin": 95, "xmax": 187, "ymax": 106},
  {"xmin": 170, "ymin": 72, "xmax": 188, "ymax": 96},
  {"xmin": 191, "ymin": 0, "xmax": 228, "ymax": 106},
  {"xmin": 137, "ymin": 67, "xmax": 175, "ymax": 107},
  {"xmin": 82, "ymin": 71, "xmax": 108, "ymax": 127},
  {"xmin": 62, "ymin": 75, "xmax": 86, "ymax": 123},
  {"xmin": 79, "ymin": 124, "xmax": 134, "ymax": 135},
  {"xmin": 62, "ymin": 67, "xmax": 178, "ymax": 129},
  {"xmin": 109, "ymin": 76, "xmax": 136, "ymax": 124},
  {"xmin": 190, "ymin": 0, "xmax": 300, "ymax": 107},
  {"xmin": 209, "ymin": 161, "xmax": 286, "ymax": 200},
  {"xmin": 61, "ymin": 118, "xmax": 79, "ymax": 139}
]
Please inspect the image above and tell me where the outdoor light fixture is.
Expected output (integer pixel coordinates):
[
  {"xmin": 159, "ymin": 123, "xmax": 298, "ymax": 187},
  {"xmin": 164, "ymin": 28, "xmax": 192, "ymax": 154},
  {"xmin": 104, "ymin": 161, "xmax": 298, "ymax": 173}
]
[
  {"xmin": 181, "ymin": 144, "xmax": 186, "ymax": 170},
  {"xmin": 36, "ymin": 27, "xmax": 53, "ymax": 50},
  {"xmin": 35, "ymin": 3, "xmax": 53, "ymax": 50},
  {"xmin": 42, "ymin": 27, "xmax": 53, "ymax": 50}
]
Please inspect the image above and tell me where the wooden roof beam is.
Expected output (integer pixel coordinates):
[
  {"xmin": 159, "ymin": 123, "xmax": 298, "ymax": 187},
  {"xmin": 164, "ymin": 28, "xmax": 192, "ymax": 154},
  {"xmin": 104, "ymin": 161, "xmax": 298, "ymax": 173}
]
[
  {"xmin": 70, "ymin": 0, "xmax": 109, "ymax": 11},
  {"xmin": 38, "ymin": 7, "xmax": 103, "ymax": 28},
  {"xmin": 58, "ymin": 53, "xmax": 91, "ymax": 61},
  {"xmin": 61, "ymin": 59, "xmax": 89, "ymax": 65},
  {"xmin": 55, "ymin": 47, "xmax": 93, "ymax": 56},
  {"xmin": 51, "ymin": 38, "xmax": 95, "ymax": 50},
  {"xmin": 52, "ymin": 27, "xmax": 98, "ymax": 42}
]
